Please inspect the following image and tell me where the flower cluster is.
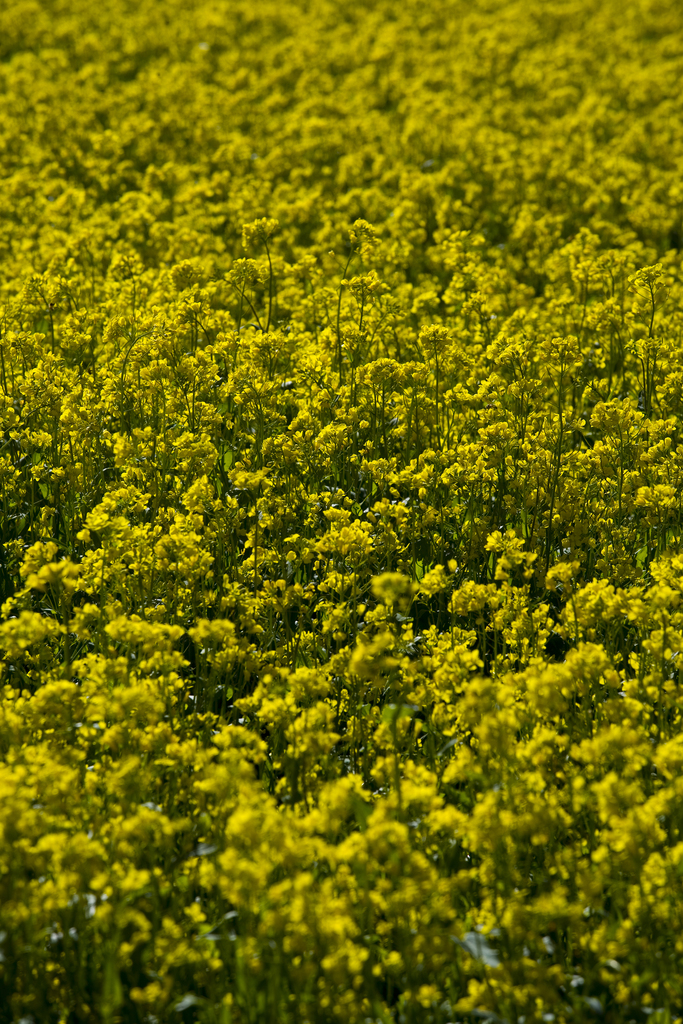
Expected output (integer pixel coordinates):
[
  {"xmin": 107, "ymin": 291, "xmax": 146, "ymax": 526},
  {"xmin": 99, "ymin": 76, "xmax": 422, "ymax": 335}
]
[{"xmin": 1, "ymin": 0, "xmax": 683, "ymax": 1022}]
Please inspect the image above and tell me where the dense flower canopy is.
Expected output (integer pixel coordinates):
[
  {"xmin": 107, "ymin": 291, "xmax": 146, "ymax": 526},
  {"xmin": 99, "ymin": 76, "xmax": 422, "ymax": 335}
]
[{"xmin": 2, "ymin": 0, "xmax": 683, "ymax": 1022}]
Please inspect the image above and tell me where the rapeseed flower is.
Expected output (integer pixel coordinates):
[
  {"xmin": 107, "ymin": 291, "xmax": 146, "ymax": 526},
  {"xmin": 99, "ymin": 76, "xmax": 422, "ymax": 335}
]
[{"xmin": 2, "ymin": 0, "xmax": 683, "ymax": 1021}]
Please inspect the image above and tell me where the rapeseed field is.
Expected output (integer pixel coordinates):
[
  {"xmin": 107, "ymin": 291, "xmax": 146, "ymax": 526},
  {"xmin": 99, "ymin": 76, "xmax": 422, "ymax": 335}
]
[{"xmin": 2, "ymin": 0, "xmax": 683, "ymax": 1021}]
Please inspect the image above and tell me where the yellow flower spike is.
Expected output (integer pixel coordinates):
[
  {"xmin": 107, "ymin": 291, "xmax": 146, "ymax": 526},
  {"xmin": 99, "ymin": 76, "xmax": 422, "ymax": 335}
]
[
  {"xmin": 24, "ymin": 559, "xmax": 81, "ymax": 594},
  {"xmin": 241, "ymin": 218, "xmax": 280, "ymax": 249}
]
